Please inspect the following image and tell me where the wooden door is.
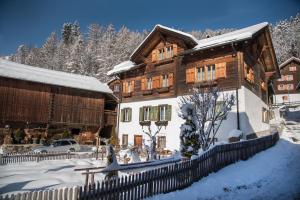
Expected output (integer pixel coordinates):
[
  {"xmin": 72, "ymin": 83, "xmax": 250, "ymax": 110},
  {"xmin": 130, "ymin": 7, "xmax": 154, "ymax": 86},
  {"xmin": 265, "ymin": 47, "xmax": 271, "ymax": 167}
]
[{"xmin": 134, "ymin": 135, "xmax": 143, "ymax": 147}]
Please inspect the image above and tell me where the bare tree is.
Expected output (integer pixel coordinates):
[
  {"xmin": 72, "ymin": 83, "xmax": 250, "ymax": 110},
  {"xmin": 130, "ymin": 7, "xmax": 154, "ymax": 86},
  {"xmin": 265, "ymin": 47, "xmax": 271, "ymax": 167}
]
[
  {"xmin": 179, "ymin": 83, "xmax": 235, "ymax": 157},
  {"xmin": 140, "ymin": 121, "xmax": 167, "ymax": 160}
]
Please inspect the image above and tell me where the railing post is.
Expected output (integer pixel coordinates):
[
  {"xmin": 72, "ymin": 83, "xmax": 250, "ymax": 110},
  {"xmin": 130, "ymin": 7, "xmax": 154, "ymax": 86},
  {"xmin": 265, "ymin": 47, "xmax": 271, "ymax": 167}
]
[{"xmin": 85, "ymin": 170, "xmax": 89, "ymax": 187}]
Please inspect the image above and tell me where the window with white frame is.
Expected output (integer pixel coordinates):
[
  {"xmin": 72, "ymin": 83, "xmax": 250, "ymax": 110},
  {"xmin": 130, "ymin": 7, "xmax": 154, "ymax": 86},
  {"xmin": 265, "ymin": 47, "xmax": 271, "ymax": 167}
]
[
  {"xmin": 127, "ymin": 81, "xmax": 132, "ymax": 93},
  {"xmin": 114, "ymin": 84, "xmax": 120, "ymax": 92},
  {"xmin": 147, "ymin": 77, "xmax": 152, "ymax": 90},
  {"xmin": 207, "ymin": 65, "xmax": 216, "ymax": 81},
  {"xmin": 158, "ymin": 48, "xmax": 165, "ymax": 60},
  {"xmin": 166, "ymin": 46, "xmax": 173, "ymax": 58},
  {"xmin": 197, "ymin": 67, "xmax": 205, "ymax": 82},
  {"xmin": 162, "ymin": 74, "xmax": 169, "ymax": 87},
  {"xmin": 289, "ymin": 66, "xmax": 297, "ymax": 71},
  {"xmin": 286, "ymin": 84, "xmax": 294, "ymax": 90},
  {"xmin": 124, "ymin": 108, "xmax": 130, "ymax": 122},
  {"xmin": 159, "ymin": 105, "xmax": 167, "ymax": 121},
  {"xmin": 143, "ymin": 107, "xmax": 151, "ymax": 121}
]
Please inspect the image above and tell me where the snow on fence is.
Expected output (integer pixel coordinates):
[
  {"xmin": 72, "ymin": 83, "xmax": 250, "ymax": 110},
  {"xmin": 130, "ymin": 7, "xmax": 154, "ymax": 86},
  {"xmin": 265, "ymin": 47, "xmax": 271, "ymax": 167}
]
[
  {"xmin": 0, "ymin": 151, "xmax": 104, "ymax": 165},
  {"xmin": 78, "ymin": 132, "xmax": 279, "ymax": 200},
  {"xmin": 0, "ymin": 132, "xmax": 279, "ymax": 200},
  {"xmin": 0, "ymin": 186, "xmax": 80, "ymax": 200}
]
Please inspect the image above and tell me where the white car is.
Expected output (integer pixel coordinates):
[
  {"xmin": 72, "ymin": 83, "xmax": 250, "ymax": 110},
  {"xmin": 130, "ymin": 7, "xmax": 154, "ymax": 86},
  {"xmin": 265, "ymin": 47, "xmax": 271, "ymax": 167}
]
[{"xmin": 33, "ymin": 139, "xmax": 81, "ymax": 153}]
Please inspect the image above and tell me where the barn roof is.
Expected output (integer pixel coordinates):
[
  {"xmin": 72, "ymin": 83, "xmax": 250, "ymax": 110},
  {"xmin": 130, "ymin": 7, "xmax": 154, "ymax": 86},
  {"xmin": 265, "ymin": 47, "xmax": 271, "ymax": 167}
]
[{"xmin": 0, "ymin": 59, "xmax": 112, "ymax": 94}]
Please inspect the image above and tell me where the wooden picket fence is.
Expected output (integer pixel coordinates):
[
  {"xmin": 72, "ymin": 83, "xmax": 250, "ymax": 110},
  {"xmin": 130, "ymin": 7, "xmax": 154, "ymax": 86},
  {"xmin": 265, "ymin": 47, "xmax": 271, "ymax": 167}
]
[
  {"xmin": 78, "ymin": 132, "xmax": 279, "ymax": 200},
  {"xmin": 0, "ymin": 151, "xmax": 105, "ymax": 165},
  {"xmin": 0, "ymin": 132, "xmax": 279, "ymax": 200},
  {"xmin": 0, "ymin": 186, "xmax": 80, "ymax": 200}
]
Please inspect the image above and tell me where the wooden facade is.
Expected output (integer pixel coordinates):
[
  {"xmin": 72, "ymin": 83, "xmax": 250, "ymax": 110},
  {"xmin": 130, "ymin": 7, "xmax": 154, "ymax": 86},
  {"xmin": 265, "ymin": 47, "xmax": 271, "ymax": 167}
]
[
  {"xmin": 273, "ymin": 57, "xmax": 300, "ymax": 95},
  {"xmin": 0, "ymin": 70, "xmax": 117, "ymax": 144},
  {"xmin": 109, "ymin": 26, "xmax": 279, "ymax": 106}
]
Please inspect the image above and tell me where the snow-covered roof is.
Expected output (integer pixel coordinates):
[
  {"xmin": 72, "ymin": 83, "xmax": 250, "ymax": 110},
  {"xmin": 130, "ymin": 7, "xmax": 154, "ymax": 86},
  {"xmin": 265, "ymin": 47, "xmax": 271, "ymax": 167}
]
[
  {"xmin": 130, "ymin": 24, "xmax": 198, "ymax": 60},
  {"xmin": 279, "ymin": 57, "xmax": 300, "ymax": 69},
  {"xmin": 0, "ymin": 59, "xmax": 112, "ymax": 94},
  {"xmin": 107, "ymin": 60, "xmax": 137, "ymax": 76},
  {"xmin": 109, "ymin": 22, "xmax": 270, "ymax": 76},
  {"xmin": 193, "ymin": 22, "xmax": 268, "ymax": 51}
]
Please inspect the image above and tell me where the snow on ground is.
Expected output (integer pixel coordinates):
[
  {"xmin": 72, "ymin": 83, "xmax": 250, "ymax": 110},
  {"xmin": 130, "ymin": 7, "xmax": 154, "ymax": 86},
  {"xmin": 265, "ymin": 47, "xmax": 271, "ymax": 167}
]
[
  {"xmin": 149, "ymin": 123, "xmax": 300, "ymax": 200},
  {"xmin": 0, "ymin": 158, "xmax": 108, "ymax": 195}
]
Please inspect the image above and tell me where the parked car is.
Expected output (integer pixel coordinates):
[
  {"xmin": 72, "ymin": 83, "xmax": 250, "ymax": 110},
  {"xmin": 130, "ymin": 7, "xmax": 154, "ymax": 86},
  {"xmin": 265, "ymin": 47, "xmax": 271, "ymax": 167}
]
[{"xmin": 32, "ymin": 139, "xmax": 81, "ymax": 153}]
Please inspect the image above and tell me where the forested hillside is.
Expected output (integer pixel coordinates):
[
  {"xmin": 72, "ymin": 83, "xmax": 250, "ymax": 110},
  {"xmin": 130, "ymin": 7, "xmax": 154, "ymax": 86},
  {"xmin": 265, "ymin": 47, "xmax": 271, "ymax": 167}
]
[{"xmin": 6, "ymin": 14, "xmax": 300, "ymax": 82}]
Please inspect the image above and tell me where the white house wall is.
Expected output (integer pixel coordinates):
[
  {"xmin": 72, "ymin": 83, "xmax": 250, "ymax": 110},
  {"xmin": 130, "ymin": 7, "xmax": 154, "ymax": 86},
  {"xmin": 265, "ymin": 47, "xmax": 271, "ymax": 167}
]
[
  {"xmin": 118, "ymin": 87, "xmax": 270, "ymax": 151},
  {"xmin": 239, "ymin": 86, "xmax": 270, "ymax": 136}
]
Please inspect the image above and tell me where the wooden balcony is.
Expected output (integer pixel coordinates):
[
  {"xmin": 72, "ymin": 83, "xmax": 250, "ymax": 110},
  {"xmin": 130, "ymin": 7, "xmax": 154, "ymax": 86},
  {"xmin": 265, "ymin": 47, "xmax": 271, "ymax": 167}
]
[{"xmin": 122, "ymin": 92, "xmax": 132, "ymax": 98}]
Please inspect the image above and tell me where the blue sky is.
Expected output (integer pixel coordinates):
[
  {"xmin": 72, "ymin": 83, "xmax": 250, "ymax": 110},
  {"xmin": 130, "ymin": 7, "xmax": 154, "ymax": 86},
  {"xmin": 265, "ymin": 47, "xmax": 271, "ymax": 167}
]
[{"xmin": 0, "ymin": 0, "xmax": 299, "ymax": 55}]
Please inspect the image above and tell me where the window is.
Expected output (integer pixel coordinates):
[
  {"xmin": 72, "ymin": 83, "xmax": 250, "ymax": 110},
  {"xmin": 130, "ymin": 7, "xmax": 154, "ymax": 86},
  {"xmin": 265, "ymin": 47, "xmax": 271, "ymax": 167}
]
[
  {"xmin": 286, "ymin": 84, "xmax": 294, "ymax": 90},
  {"xmin": 278, "ymin": 84, "xmax": 285, "ymax": 91},
  {"xmin": 278, "ymin": 75, "xmax": 294, "ymax": 81},
  {"xmin": 159, "ymin": 105, "xmax": 167, "ymax": 121},
  {"xmin": 289, "ymin": 66, "xmax": 297, "ymax": 71},
  {"xmin": 262, "ymin": 108, "xmax": 269, "ymax": 123},
  {"xmin": 158, "ymin": 48, "xmax": 165, "ymax": 60},
  {"xmin": 157, "ymin": 136, "xmax": 166, "ymax": 149},
  {"xmin": 162, "ymin": 74, "xmax": 169, "ymax": 87},
  {"xmin": 287, "ymin": 75, "xmax": 293, "ymax": 81},
  {"xmin": 143, "ymin": 107, "xmax": 151, "ymax": 121},
  {"xmin": 121, "ymin": 108, "xmax": 132, "ymax": 122},
  {"xmin": 128, "ymin": 81, "xmax": 132, "ymax": 93},
  {"xmin": 122, "ymin": 134, "xmax": 128, "ymax": 147},
  {"xmin": 166, "ymin": 46, "xmax": 173, "ymax": 58},
  {"xmin": 147, "ymin": 78, "xmax": 152, "ymax": 90},
  {"xmin": 196, "ymin": 67, "xmax": 205, "ymax": 82},
  {"xmin": 207, "ymin": 65, "xmax": 216, "ymax": 81},
  {"xmin": 114, "ymin": 85, "xmax": 120, "ymax": 92}
]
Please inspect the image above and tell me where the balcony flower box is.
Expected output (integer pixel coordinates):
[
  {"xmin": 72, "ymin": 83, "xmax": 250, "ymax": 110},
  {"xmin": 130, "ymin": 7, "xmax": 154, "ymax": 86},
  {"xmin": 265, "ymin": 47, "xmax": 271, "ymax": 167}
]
[
  {"xmin": 157, "ymin": 87, "xmax": 169, "ymax": 93},
  {"xmin": 122, "ymin": 92, "xmax": 132, "ymax": 98},
  {"xmin": 142, "ymin": 89, "xmax": 153, "ymax": 95}
]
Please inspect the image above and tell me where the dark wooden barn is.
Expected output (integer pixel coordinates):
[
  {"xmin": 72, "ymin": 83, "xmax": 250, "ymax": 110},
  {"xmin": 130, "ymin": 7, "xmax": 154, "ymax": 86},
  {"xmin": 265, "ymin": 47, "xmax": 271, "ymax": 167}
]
[{"xmin": 0, "ymin": 59, "xmax": 118, "ymax": 144}]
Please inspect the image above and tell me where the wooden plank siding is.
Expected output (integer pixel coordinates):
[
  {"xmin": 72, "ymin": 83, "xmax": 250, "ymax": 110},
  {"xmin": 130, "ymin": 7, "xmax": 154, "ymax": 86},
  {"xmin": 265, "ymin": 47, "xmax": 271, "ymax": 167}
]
[{"xmin": 0, "ymin": 77, "xmax": 106, "ymax": 129}]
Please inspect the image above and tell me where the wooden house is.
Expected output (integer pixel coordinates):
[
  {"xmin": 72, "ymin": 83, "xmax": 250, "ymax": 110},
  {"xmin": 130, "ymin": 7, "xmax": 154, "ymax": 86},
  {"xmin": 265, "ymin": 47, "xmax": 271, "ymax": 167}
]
[
  {"xmin": 273, "ymin": 57, "xmax": 300, "ymax": 104},
  {"xmin": 0, "ymin": 59, "xmax": 117, "ymax": 144},
  {"xmin": 107, "ymin": 22, "xmax": 279, "ymax": 150}
]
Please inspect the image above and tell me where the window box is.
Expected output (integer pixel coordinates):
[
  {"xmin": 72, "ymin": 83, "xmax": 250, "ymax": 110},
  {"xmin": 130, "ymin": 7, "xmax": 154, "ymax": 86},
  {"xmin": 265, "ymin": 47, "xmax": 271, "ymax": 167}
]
[
  {"xmin": 155, "ymin": 121, "xmax": 168, "ymax": 127},
  {"xmin": 139, "ymin": 121, "xmax": 151, "ymax": 127},
  {"xmin": 154, "ymin": 58, "xmax": 174, "ymax": 66},
  {"xmin": 122, "ymin": 92, "xmax": 132, "ymax": 98},
  {"xmin": 142, "ymin": 89, "xmax": 153, "ymax": 95},
  {"xmin": 157, "ymin": 87, "xmax": 170, "ymax": 93}
]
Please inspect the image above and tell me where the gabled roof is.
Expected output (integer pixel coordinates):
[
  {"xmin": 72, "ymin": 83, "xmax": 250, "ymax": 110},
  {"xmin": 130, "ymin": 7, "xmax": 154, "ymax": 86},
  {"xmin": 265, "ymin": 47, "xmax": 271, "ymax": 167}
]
[
  {"xmin": 0, "ymin": 59, "xmax": 112, "ymax": 94},
  {"xmin": 130, "ymin": 24, "xmax": 198, "ymax": 61},
  {"xmin": 279, "ymin": 57, "xmax": 300, "ymax": 69},
  {"xmin": 108, "ymin": 22, "xmax": 271, "ymax": 76},
  {"xmin": 193, "ymin": 22, "xmax": 268, "ymax": 51}
]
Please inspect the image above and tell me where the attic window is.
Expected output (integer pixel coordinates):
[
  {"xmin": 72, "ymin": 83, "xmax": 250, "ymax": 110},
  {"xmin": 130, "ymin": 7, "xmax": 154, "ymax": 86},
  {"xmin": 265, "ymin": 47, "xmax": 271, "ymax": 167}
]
[
  {"xmin": 166, "ymin": 46, "xmax": 173, "ymax": 58},
  {"xmin": 158, "ymin": 48, "xmax": 165, "ymax": 60}
]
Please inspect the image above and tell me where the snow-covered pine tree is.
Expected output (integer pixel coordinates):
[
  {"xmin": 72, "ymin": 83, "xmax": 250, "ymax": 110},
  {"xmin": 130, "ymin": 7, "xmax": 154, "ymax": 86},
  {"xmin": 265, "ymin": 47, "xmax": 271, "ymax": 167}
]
[
  {"xmin": 41, "ymin": 32, "xmax": 57, "ymax": 69},
  {"xmin": 16, "ymin": 45, "xmax": 29, "ymax": 64},
  {"xmin": 179, "ymin": 103, "xmax": 200, "ymax": 158}
]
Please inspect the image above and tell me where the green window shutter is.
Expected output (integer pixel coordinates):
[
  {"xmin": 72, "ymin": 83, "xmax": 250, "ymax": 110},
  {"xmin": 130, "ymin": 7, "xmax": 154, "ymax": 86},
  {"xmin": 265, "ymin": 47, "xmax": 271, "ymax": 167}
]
[
  {"xmin": 150, "ymin": 106, "xmax": 158, "ymax": 121},
  {"xmin": 139, "ymin": 107, "xmax": 144, "ymax": 121},
  {"xmin": 121, "ymin": 109, "xmax": 124, "ymax": 122},
  {"xmin": 128, "ymin": 108, "xmax": 132, "ymax": 122},
  {"xmin": 166, "ymin": 105, "xmax": 172, "ymax": 121}
]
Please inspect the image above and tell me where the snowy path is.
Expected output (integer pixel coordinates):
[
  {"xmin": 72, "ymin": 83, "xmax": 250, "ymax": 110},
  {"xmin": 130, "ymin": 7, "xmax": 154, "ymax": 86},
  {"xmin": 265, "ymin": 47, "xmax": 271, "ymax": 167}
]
[{"xmin": 149, "ymin": 123, "xmax": 300, "ymax": 200}]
